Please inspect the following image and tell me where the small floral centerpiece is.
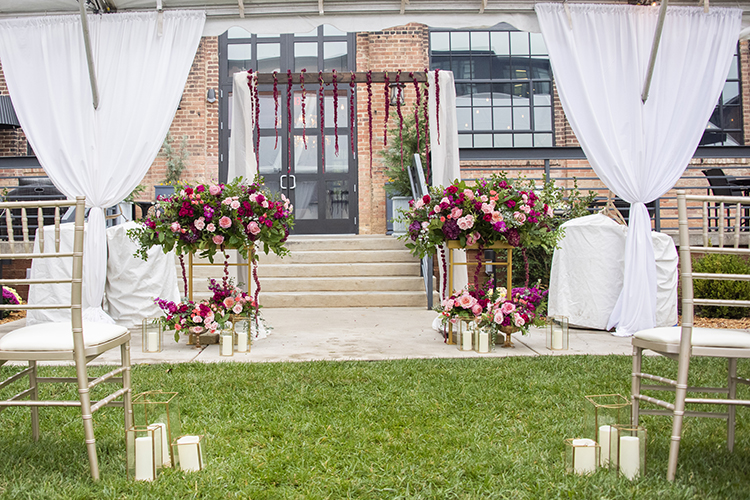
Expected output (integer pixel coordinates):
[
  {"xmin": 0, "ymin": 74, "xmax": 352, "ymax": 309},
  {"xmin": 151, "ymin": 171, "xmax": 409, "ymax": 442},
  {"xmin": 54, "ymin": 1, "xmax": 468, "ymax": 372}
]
[
  {"xmin": 478, "ymin": 285, "xmax": 548, "ymax": 337},
  {"xmin": 399, "ymin": 173, "xmax": 562, "ymax": 259},
  {"xmin": 128, "ymin": 176, "xmax": 293, "ymax": 262},
  {"xmin": 154, "ymin": 276, "xmax": 258, "ymax": 345},
  {"xmin": 434, "ymin": 285, "xmax": 491, "ymax": 325}
]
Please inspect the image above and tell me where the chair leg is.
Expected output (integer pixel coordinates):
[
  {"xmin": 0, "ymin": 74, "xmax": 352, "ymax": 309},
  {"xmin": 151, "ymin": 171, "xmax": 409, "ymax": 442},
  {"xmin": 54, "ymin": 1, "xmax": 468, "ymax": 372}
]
[
  {"xmin": 121, "ymin": 342, "xmax": 133, "ymax": 430},
  {"xmin": 29, "ymin": 361, "xmax": 39, "ymax": 441},
  {"xmin": 728, "ymin": 358, "xmax": 738, "ymax": 452},
  {"xmin": 74, "ymin": 361, "xmax": 99, "ymax": 480},
  {"xmin": 667, "ymin": 354, "xmax": 692, "ymax": 481},
  {"xmin": 631, "ymin": 345, "xmax": 642, "ymax": 426}
]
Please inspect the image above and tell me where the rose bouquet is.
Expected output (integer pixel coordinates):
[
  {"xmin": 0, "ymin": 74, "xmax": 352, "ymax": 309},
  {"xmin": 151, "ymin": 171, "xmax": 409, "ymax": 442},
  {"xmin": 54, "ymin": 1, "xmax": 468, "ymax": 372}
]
[
  {"xmin": 434, "ymin": 285, "xmax": 492, "ymax": 325},
  {"xmin": 478, "ymin": 285, "xmax": 548, "ymax": 336},
  {"xmin": 128, "ymin": 176, "xmax": 294, "ymax": 262}
]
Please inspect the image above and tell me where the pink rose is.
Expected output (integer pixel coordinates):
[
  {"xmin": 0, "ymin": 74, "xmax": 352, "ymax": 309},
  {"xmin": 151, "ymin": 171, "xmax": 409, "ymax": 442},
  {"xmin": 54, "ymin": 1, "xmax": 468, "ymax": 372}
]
[
  {"xmin": 463, "ymin": 189, "xmax": 475, "ymax": 201},
  {"xmin": 491, "ymin": 211, "xmax": 503, "ymax": 223},
  {"xmin": 247, "ymin": 221, "xmax": 261, "ymax": 235},
  {"xmin": 219, "ymin": 216, "xmax": 232, "ymax": 229},
  {"xmin": 471, "ymin": 303, "xmax": 483, "ymax": 316},
  {"xmin": 223, "ymin": 297, "xmax": 235, "ymax": 308},
  {"xmin": 457, "ymin": 293, "xmax": 476, "ymax": 309},
  {"xmin": 450, "ymin": 207, "xmax": 462, "ymax": 219},
  {"xmin": 194, "ymin": 217, "xmax": 206, "ymax": 230},
  {"xmin": 466, "ymin": 232, "xmax": 480, "ymax": 246},
  {"xmin": 501, "ymin": 302, "xmax": 516, "ymax": 315},
  {"xmin": 480, "ymin": 195, "xmax": 489, "ymax": 202},
  {"xmin": 209, "ymin": 185, "xmax": 221, "ymax": 196},
  {"xmin": 170, "ymin": 222, "xmax": 181, "ymax": 232},
  {"xmin": 514, "ymin": 313, "xmax": 526, "ymax": 326},
  {"xmin": 233, "ymin": 303, "xmax": 243, "ymax": 314},
  {"xmin": 193, "ymin": 315, "xmax": 203, "ymax": 323},
  {"xmin": 457, "ymin": 215, "xmax": 475, "ymax": 230},
  {"xmin": 493, "ymin": 311, "xmax": 504, "ymax": 324},
  {"xmin": 513, "ymin": 212, "xmax": 527, "ymax": 224},
  {"xmin": 206, "ymin": 223, "xmax": 216, "ymax": 232},
  {"xmin": 191, "ymin": 326, "xmax": 203, "ymax": 334},
  {"xmin": 481, "ymin": 203, "xmax": 493, "ymax": 214},
  {"xmin": 441, "ymin": 298, "xmax": 454, "ymax": 311},
  {"xmin": 212, "ymin": 235, "xmax": 225, "ymax": 245}
]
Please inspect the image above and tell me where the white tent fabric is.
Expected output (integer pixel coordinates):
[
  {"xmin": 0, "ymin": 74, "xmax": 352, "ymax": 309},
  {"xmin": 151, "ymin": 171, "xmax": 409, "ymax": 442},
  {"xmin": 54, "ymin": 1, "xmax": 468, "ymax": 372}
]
[
  {"xmin": 0, "ymin": 11, "xmax": 205, "ymax": 322},
  {"xmin": 228, "ymin": 71, "xmax": 258, "ymax": 181},
  {"xmin": 535, "ymin": 3, "xmax": 741, "ymax": 336},
  {"xmin": 548, "ymin": 214, "xmax": 678, "ymax": 330}
]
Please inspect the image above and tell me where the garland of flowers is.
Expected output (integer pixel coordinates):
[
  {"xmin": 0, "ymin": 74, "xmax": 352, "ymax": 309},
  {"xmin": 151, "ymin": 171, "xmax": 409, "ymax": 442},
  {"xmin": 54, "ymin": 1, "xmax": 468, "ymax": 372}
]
[
  {"xmin": 383, "ymin": 71, "xmax": 390, "ymax": 147},
  {"xmin": 286, "ymin": 70, "xmax": 293, "ymax": 175},
  {"xmin": 434, "ymin": 68, "xmax": 440, "ymax": 145},
  {"xmin": 472, "ymin": 243, "xmax": 485, "ymax": 291},
  {"xmin": 179, "ymin": 255, "xmax": 188, "ymax": 298},
  {"xmin": 253, "ymin": 257, "xmax": 261, "ymax": 318},
  {"xmin": 300, "ymin": 68, "xmax": 307, "ymax": 149},
  {"xmin": 273, "ymin": 71, "xmax": 279, "ymax": 149},
  {"xmin": 410, "ymin": 72, "xmax": 421, "ymax": 158},
  {"xmin": 332, "ymin": 69, "xmax": 339, "ymax": 156},
  {"xmin": 366, "ymin": 70, "xmax": 373, "ymax": 177},
  {"xmin": 318, "ymin": 71, "xmax": 326, "ymax": 172},
  {"xmin": 422, "ymin": 72, "xmax": 430, "ymax": 179},
  {"xmin": 395, "ymin": 70, "xmax": 404, "ymax": 169},
  {"xmin": 349, "ymin": 71, "xmax": 356, "ymax": 158},
  {"xmin": 440, "ymin": 245, "xmax": 447, "ymax": 300},
  {"xmin": 247, "ymin": 70, "xmax": 261, "ymax": 174}
]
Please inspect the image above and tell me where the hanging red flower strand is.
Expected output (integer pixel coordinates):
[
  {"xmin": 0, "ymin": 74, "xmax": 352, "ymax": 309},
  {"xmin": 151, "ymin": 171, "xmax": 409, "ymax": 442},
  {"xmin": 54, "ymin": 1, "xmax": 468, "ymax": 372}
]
[
  {"xmin": 349, "ymin": 71, "xmax": 356, "ymax": 159},
  {"xmin": 395, "ymin": 70, "xmax": 404, "ymax": 168},
  {"xmin": 300, "ymin": 68, "xmax": 307, "ymax": 149},
  {"xmin": 286, "ymin": 70, "xmax": 293, "ymax": 176},
  {"xmin": 247, "ymin": 69, "xmax": 260, "ymax": 174},
  {"xmin": 434, "ymin": 68, "xmax": 440, "ymax": 145},
  {"xmin": 410, "ymin": 71, "xmax": 421, "ymax": 159},
  {"xmin": 383, "ymin": 71, "xmax": 390, "ymax": 147},
  {"xmin": 318, "ymin": 71, "xmax": 326, "ymax": 172},
  {"xmin": 422, "ymin": 71, "xmax": 430, "ymax": 180},
  {"xmin": 332, "ymin": 69, "xmax": 339, "ymax": 156},
  {"xmin": 273, "ymin": 71, "xmax": 279, "ymax": 150},
  {"xmin": 366, "ymin": 70, "xmax": 373, "ymax": 178}
]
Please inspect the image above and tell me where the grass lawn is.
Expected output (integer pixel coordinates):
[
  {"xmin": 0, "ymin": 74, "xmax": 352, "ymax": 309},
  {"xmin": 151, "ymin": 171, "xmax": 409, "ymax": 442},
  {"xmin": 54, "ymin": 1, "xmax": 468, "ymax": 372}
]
[{"xmin": 0, "ymin": 356, "xmax": 748, "ymax": 499}]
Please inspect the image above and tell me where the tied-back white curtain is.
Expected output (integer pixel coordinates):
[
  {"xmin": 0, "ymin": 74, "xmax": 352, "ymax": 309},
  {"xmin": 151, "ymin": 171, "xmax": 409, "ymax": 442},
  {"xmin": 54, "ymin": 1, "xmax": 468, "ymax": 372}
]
[
  {"xmin": 0, "ymin": 11, "xmax": 205, "ymax": 322},
  {"xmin": 228, "ymin": 71, "xmax": 257, "ymax": 181},
  {"xmin": 535, "ymin": 3, "xmax": 741, "ymax": 336}
]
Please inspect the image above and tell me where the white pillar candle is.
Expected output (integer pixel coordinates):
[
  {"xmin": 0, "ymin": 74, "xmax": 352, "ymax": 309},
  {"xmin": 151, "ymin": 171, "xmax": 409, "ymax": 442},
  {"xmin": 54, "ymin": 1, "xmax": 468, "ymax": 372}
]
[
  {"xmin": 148, "ymin": 422, "xmax": 171, "ymax": 467},
  {"xmin": 461, "ymin": 325, "xmax": 473, "ymax": 350},
  {"xmin": 237, "ymin": 331, "xmax": 249, "ymax": 352},
  {"xmin": 598, "ymin": 425, "xmax": 612, "ymax": 467},
  {"xmin": 619, "ymin": 435, "xmax": 640, "ymax": 480},
  {"xmin": 478, "ymin": 330, "xmax": 489, "ymax": 353},
  {"xmin": 572, "ymin": 438, "xmax": 597, "ymax": 475},
  {"xmin": 146, "ymin": 330, "xmax": 159, "ymax": 352},
  {"xmin": 177, "ymin": 436, "xmax": 204, "ymax": 472},
  {"xmin": 221, "ymin": 336, "xmax": 233, "ymax": 356},
  {"xmin": 552, "ymin": 329, "xmax": 563, "ymax": 350},
  {"xmin": 134, "ymin": 436, "xmax": 155, "ymax": 481}
]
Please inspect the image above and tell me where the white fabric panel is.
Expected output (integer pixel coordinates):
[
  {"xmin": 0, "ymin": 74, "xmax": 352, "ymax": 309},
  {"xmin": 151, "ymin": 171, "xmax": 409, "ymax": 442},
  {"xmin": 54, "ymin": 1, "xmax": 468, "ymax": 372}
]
[
  {"xmin": 635, "ymin": 327, "xmax": 750, "ymax": 348},
  {"xmin": 0, "ymin": 321, "xmax": 128, "ymax": 352},
  {"xmin": 536, "ymin": 3, "xmax": 741, "ymax": 336},
  {"xmin": 228, "ymin": 71, "xmax": 258, "ymax": 181},
  {"xmin": 0, "ymin": 11, "xmax": 205, "ymax": 323},
  {"xmin": 105, "ymin": 222, "xmax": 181, "ymax": 329},
  {"xmin": 548, "ymin": 215, "xmax": 678, "ymax": 330}
]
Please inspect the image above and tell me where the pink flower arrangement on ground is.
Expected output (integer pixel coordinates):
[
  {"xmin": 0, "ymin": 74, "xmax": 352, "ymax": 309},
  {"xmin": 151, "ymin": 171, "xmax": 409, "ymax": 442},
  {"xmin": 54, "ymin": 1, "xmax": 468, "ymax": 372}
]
[{"xmin": 477, "ymin": 285, "xmax": 548, "ymax": 336}]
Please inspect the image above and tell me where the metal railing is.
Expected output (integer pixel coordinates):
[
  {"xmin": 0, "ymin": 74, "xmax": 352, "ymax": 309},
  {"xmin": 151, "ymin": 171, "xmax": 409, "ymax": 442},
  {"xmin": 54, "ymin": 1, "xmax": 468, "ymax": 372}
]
[{"xmin": 407, "ymin": 154, "xmax": 434, "ymax": 310}]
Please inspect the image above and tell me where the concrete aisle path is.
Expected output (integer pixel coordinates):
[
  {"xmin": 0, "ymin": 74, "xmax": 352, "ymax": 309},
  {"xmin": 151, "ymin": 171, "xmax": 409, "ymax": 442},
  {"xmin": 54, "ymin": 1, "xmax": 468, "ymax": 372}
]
[{"xmin": 0, "ymin": 308, "xmax": 634, "ymax": 365}]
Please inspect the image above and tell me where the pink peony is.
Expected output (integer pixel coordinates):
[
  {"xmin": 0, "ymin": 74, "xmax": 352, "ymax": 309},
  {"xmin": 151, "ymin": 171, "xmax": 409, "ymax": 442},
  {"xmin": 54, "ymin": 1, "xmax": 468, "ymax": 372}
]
[
  {"xmin": 219, "ymin": 216, "xmax": 232, "ymax": 229},
  {"xmin": 212, "ymin": 234, "xmax": 225, "ymax": 245},
  {"xmin": 223, "ymin": 297, "xmax": 236, "ymax": 308},
  {"xmin": 414, "ymin": 199, "xmax": 425, "ymax": 209},
  {"xmin": 247, "ymin": 221, "xmax": 261, "ymax": 235},
  {"xmin": 493, "ymin": 311, "xmax": 504, "ymax": 324},
  {"xmin": 513, "ymin": 212, "xmax": 527, "ymax": 224},
  {"xmin": 457, "ymin": 215, "xmax": 475, "ymax": 230},
  {"xmin": 501, "ymin": 302, "xmax": 516, "ymax": 315},
  {"xmin": 209, "ymin": 185, "xmax": 221, "ymax": 196}
]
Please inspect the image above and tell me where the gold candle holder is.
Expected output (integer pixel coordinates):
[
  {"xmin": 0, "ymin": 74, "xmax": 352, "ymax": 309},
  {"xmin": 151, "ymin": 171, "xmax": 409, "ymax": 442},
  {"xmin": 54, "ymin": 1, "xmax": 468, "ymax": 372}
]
[
  {"xmin": 142, "ymin": 318, "xmax": 163, "ymax": 353},
  {"xmin": 232, "ymin": 315, "xmax": 251, "ymax": 353},
  {"xmin": 220, "ymin": 323, "xmax": 234, "ymax": 356},
  {"xmin": 610, "ymin": 425, "xmax": 647, "ymax": 480},
  {"xmin": 172, "ymin": 435, "xmax": 206, "ymax": 472},
  {"xmin": 584, "ymin": 394, "xmax": 631, "ymax": 468},
  {"xmin": 546, "ymin": 316, "xmax": 569, "ymax": 350},
  {"xmin": 456, "ymin": 319, "xmax": 475, "ymax": 352},
  {"xmin": 132, "ymin": 391, "xmax": 180, "ymax": 468},
  {"xmin": 565, "ymin": 438, "xmax": 599, "ymax": 475},
  {"xmin": 126, "ymin": 426, "xmax": 158, "ymax": 481}
]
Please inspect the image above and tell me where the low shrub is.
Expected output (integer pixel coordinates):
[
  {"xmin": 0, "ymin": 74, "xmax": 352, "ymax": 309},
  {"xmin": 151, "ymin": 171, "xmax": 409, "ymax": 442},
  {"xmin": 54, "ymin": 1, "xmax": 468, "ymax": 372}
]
[{"xmin": 693, "ymin": 253, "xmax": 750, "ymax": 318}]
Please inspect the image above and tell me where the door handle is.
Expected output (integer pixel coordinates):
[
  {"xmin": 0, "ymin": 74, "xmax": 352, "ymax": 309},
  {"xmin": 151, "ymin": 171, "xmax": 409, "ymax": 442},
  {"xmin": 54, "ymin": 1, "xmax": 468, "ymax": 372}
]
[
  {"xmin": 289, "ymin": 175, "xmax": 297, "ymax": 190},
  {"xmin": 279, "ymin": 174, "xmax": 287, "ymax": 190}
]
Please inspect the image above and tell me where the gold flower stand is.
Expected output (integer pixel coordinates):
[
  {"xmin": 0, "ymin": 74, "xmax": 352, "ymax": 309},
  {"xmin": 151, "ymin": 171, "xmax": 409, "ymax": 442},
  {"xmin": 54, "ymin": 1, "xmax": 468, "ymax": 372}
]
[{"xmin": 446, "ymin": 240, "xmax": 514, "ymax": 346}]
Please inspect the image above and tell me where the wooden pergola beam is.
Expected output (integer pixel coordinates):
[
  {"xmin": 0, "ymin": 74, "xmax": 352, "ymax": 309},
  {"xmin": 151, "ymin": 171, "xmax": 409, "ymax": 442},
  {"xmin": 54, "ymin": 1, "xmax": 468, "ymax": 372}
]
[{"xmin": 252, "ymin": 71, "xmax": 428, "ymax": 85}]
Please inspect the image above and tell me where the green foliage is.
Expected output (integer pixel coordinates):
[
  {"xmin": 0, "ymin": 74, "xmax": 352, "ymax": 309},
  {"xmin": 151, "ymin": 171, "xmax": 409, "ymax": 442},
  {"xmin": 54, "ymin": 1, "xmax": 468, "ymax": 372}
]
[
  {"xmin": 161, "ymin": 133, "xmax": 190, "ymax": 186},
  {"xmin": 380, "ymin": 107, "xmax": 429, "ymax": 198},
  {"xmin": 123, "ymin": 184, "xmax": 146, "ymax": 203},
  {"xmin": 693, "ymin": 253, "xmax": 750, "ymax": 318}
]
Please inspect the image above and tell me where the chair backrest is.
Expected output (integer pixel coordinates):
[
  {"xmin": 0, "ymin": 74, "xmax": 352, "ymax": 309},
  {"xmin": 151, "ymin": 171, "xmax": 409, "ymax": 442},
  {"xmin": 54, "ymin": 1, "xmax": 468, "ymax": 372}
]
[
  {"xmin": 702, "ymin": 168, "xmax": 743, "ymax": 197},
  {"xmin": 676, "ymin": 190, "xmax": 750, "ymax": 322},
  {"xmin": 0, "ymin": 197, "xmax": 86, "ymax": 334}
]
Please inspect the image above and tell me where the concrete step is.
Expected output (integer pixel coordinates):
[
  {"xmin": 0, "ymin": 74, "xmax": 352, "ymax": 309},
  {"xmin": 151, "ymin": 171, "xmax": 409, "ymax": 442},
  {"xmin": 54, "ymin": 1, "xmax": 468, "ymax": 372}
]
[
  {"xmin": 279, "ymin": 235, "xmax": 410, "ymax": 252},
  {"xmin": 260, "ymin": 276, "xmax": 427, "ymax": 292},
  {"xmin": 258, "ymin": 290, "xmax": 440, "ymax": 308},
  {"xmin": 258, "ymin": 249, "xmax": 417, "ymax": 265},
  {"xmin": 256, "ymin": 262, "xmax": 421, "ymax": 278}
]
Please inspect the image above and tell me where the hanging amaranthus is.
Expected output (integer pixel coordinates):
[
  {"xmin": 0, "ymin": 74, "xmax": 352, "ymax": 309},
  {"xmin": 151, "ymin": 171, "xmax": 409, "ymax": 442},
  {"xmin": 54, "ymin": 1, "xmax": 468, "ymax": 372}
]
[
  {"xmin": 253, "ymin": 259, "xmax": 261, "ymax": 319},
  {"xmin": 423, "ymin": 70, "xmax": 431, "ymax": 179},
  {"xmin": 349, "ymin": 71, "xmax": 356, "ymax": 158},
  {"xmin": 395, "ymin": 70, "xmax": 404, "ymax": 168},
  {"xmin": 434, "ymin": 68, "xmax": 441, "ymax": 145},
  {"xmin": 440, "ymin": 245, "xmax": 447, "ymax": 301},
  {"xmin": 300, "ymin": 68, "xmax": 307, "ymax": 149},
  {"xmin": 383, "ymin": 71, "xmax": 390, "ymax": 147},
  {"xmin": 332, "ymin": 69, "xmax": 339, "ymax": 156},
  {"xmin": 411, "ymin": 72, "xmax": 422, "ymax": 160},
  {"xmin": 247, "ymin": 69, "xmax": 261, "ymax": 174},
  {"xmin": 273, "ymin": 71, "xmax": 279, "ymax": 149},
  {"xmin": 318, "ymin": 71, "xmax": 326, "ymax": 172},
  {"xmin": 367, "ymin": 70, "xmax": 373, "ymax": 177},
  {"xmin": 286, "ymin": 70, "xmax": 293, "ymax": 175},
  {"xmin": 179, "ymin": 255, "xmax": 188, "ymax": 298}
]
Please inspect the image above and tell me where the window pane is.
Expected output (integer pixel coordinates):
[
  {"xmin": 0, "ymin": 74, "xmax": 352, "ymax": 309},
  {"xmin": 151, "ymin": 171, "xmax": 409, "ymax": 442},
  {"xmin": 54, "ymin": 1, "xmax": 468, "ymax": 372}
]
[
  {"xmin": 512, "ymin": 83, "xmax": 530, "ymax": 103},
  {"xmin": 227, "ymin": 44, "xmax": 252, "ymax": 75},
  {"xmin": 295, "ymin": 42, "xmax": 318, "ymax": 72},
  {"xmin": 432, "ymin": 56, "xmax": 451, "ymax": 72},
  {"xmin": 458, "ymin": 134, "xmax": 473, "ymax": 148},
  {"xmin": 456, "ymin": 108, "xmax": 473, "ymax": 131},
  {"xmin": 512, "ymin": 58, "xmax": 530, "ymax": 80},
  {"xmin": 451, "ymin": 32, "xmax": 470, "ymax": 51},
  {"xmin": 471, "ymin": 32, "xmax": 490, "ymax": 52},
  {"xmin": 534, "ymin": 106, "xmax": 552, "ymax": 131},
  {"xmin": 723, "ymin": 82, "xmax": 740, "ymax": 105},
  {"xmin": 324, "ymin": 91, "xmax": 348, "ymax": 125},
  {"xmin": 324, "ymin": 41, "xmax": 348, "ymax": 71},
  {"xmin": 455, "ymin": 83, "xmax": 472, "ymax": 106},
  {"xmin": 324, "ymin": 135, "xmax": 349, "ymax": 173},
  {"xmin": 294, "ymin": 91, "xmax": 317, "ymax": 129},
  {"xmin": 514, "ymin": 133, "xmax": 532, "ymax": 147},
  {"xmin": 294, "ymin": 135, "xmax": 318, "ymax": 174},
  {"xmin": 534, "ymin": 133, "xmax": 553, "ymax": 147},
  {"xmin": 294, "ymin": 180, "xmax": 318, "ymax": 219},
  {"xmin": 431, "ymin": 32, "xmax": 450, "ymax": 53},
  {"xmin": 451, "ymin": 54, "xmax": 472, "ymax": 79},
  {"xmin": 259, "ymin": 92, "xmax": 280, "ymax": 129},
  {"xmin": 326, "ymin": 180, "xmax": 349, "ymax": 219},
  {"xmin": 723, "ymin": 105, "xmax": 741, "ymax": 130},
  {"xmin": 494, "ymin": 134, "xmax": 512, "ymax": 147},
  {"xmin": 227, "ymin": 27, "xmax": 251, "ymax": 39},
  {"xmin": 473, "ymin": 84, "xmax": 492, "ymax": 106},
  {"xmin": 473, "ymin": 108, "xmax": 492, "ymax": 131},
  {"xmin": 491, "ymin": 55, "xmax": 511, "ymax": 79},
  {"xmin": 513, "ymin": 106, "xmax": 530, "ymax": 129},
  {"xmin": 493, "ymin": 107, "xmax": 512, "ymax": 130},
  {"xmin": 727, "ymin": 130, "xmax": 742, "ymax": 146},
  {"xmin": 295, "ymin": 27, "xmax": 318, "ymax": 37},
  {"xmin": 530, "ymin": 58, "xmax": 551, "ymax": 79},
  {"xmin": 491, "ymin": 32, "xmax": 509, "ymax": 56},
  {"xmin": 533, "ymin": 81, "xmax": 551, "ymax": 105},
  {"xmin": 472, "ymin": 56, "xmax": 491, "ymax": 80},
  {"xmin": 727, "ymin": 54, "xmax": 739, "ymax": 80},
  {"xmin": 323, "ymin": 24, "xmax": 346, "ymax": 36},
  {"xmin": 530, "ymin": 33, "xmax": 547, "ymax": 55},
  {"xmin": 493, "ymin": 83, "xmax": 512, "ymax": 106},
  {"xmin": 474, "ymin": 134, "xmax": 492, "ymax": 147},
  {"xmin": 510, "ymin": 32, "xmax": 529, "ymax": 55},
  {"xmin": 256, "ymin": 34, "xmax": 278, "ymax": 39},
  {"xmin": 259, "ymin": 136, "xmax": 282, "ymax": 174},
  {"xmin": 257, "ymin": 43, "xmax": 280, "ymax": 73}
]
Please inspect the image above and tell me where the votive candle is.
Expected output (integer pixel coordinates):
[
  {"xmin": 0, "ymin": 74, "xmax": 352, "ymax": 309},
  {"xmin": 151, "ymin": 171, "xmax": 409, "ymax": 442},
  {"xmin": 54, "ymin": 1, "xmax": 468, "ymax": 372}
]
[
  {"xmin": 619, "ymin": 435, "xmax": 640, "ymax": 480},
  {"xmin": 572, "ymin": 438, "xmax": 597, "ymax": 475},
  {"xmin": 598, "ymin": 424, "xmax": 612, "ymax": 467},
  {"xmin": 177, "ymin": 435, "xmax": 204, "ymax": 472},
  {"xmin": 134, "ymin": 436, "xmax": 155, "ymax": 481}
]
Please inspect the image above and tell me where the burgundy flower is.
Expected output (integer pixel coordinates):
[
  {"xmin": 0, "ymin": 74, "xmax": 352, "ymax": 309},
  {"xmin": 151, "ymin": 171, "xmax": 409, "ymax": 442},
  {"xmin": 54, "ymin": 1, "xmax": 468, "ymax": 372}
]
[
  {"xmin": 196, "ymin": 185, "xmax": 206, "ymax": 193},
  {"xmin": 506, "ymin": 228, "xmax": 521, "ymax": 247},
  {"xmin": 446, "ymin": 185, "xmax": 458, "ymax": 195},
  {"xmin": 506, "ymin": 200, "xmax": 516, "ymax": 208},
  {"xmin": 442, "ymin": 219, "xmax": 460, "ymax": 240}
]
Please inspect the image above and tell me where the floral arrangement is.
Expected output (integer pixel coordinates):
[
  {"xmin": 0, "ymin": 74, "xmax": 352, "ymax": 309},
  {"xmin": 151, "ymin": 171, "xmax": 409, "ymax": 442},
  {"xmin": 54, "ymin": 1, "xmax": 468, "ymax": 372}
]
[
  {"xmin": 434, "ymin": 285, "xmax": 492, "ymax": 325},
  {"xmin": 154, "ymin": 276, "xmax": 258, "ymax": 344},
  {"xmin": 127, "ymin": 176, "xmax": 293, "ymax": 263},
  {"xmin": 477, "ymin": 285, "xmax": 548, "ymax": 336},
  {"xmin": 400, "ymin": 173, "xmax": 563, "ymax": 259},
  {"xmin": 1, "ymin": 286, "xmax": 23, "ymax": 316}
]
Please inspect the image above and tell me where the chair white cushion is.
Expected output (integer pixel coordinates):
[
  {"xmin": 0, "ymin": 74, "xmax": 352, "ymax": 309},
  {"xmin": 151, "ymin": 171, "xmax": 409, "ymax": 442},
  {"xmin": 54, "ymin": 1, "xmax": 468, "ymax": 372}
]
[
  {"xmin": 0, "ymin": 321, "xmax": 128, "ymax": 352},
  {"xmin": 634, "ymin": 326, "xmax": 750, "ymax": 348}
]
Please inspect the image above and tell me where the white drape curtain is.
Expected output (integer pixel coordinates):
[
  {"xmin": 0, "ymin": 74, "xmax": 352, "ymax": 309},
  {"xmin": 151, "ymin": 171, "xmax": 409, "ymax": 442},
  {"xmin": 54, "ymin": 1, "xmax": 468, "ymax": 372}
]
[
  {"xmin": 228, "ymin": 71, "xmax": 257, "ymax": 181},
  {"xmin": 0, "ymin": 11, "xmax": 205, "ymax": 321},
  {"xmin": 535, "ymin": 3, "xmax": 741, "ymax": 336}
]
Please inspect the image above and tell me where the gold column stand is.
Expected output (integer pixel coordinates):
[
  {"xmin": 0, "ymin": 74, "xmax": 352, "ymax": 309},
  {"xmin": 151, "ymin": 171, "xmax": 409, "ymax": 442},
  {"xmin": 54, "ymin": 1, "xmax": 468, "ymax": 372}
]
[{"xmin": 446, "ymin": 240, "xmax": 514, "ymax": 347}]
